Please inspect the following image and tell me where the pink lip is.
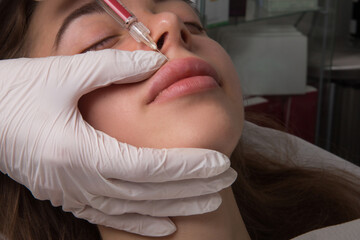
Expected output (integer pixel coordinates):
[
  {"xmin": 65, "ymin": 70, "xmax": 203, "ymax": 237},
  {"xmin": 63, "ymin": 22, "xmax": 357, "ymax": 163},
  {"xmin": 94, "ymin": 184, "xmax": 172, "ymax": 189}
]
[{"xmin": 147, "ymin": 58, "xmax": 220, "ymax": 104}]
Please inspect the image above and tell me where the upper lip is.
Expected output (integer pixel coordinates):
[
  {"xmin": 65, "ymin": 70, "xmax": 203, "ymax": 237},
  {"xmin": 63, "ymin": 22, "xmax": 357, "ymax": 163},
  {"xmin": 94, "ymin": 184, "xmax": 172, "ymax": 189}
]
[{"xmin": 146, "ymin": 57, "xmax": 220, "ymax": 104}]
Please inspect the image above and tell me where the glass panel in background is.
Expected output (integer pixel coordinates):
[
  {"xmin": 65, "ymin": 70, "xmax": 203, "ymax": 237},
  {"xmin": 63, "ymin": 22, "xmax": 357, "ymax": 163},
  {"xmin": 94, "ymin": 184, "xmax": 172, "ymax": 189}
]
[{"xmin": 196, "ymin": 0, "xmax": 339, "ymax": 155}]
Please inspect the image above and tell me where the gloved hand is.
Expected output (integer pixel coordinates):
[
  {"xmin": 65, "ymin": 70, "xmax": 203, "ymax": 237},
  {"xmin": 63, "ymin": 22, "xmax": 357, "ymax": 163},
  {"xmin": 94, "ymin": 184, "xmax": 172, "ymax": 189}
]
[{"xmin": 0, "ymin": 49, "xmax": 237, "ymax": 237}]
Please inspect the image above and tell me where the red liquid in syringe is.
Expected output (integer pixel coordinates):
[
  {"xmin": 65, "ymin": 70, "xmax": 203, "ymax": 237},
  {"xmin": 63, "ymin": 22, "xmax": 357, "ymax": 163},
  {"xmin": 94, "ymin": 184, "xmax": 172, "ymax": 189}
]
[{"xmin": 104, "ymin": 0, "xmax": 132, "ymax": 22}]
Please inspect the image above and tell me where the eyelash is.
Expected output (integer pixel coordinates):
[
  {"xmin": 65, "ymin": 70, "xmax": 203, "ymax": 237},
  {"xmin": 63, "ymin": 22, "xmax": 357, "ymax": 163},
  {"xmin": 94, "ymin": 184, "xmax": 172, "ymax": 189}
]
[
  {"xmin": 185, "ymin": 22, "xmax": 206, "ymax": 34},
  {"xmin": 83, "ymin": 22, "xmax": 205, "ymax": 53},
  {"xmin": 82, "ymin": 35, "xmax": 120, "ymax": 53}
]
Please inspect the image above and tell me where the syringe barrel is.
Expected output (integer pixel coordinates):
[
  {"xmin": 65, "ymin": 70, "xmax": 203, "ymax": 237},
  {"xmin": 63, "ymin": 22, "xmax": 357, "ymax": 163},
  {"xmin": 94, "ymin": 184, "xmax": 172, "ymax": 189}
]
[{"xmin": 96, "ymin": 0, "xmax": 137, "ymax": 28}]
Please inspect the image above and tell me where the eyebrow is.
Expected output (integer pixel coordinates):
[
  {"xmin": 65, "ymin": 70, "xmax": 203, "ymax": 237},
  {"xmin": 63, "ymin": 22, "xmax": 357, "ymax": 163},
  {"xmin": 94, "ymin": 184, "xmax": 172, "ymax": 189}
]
[
  {"xmin": 181, "ymin": 0, "xmax": 202, "ymax": 20},
  {"xmin": 54, "ymin": 1, "xmax": 105, "ymax": 50},
  {"xmin": 53, "ymin": 0, "xmax": 200, "ymax": 50}
]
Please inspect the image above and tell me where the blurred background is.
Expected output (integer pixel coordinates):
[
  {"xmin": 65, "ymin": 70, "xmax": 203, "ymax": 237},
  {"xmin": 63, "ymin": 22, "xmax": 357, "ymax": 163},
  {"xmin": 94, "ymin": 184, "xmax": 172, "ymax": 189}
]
[{"xmin": 193, "ymin": 0, "xmax": 360, "ymax": 165}]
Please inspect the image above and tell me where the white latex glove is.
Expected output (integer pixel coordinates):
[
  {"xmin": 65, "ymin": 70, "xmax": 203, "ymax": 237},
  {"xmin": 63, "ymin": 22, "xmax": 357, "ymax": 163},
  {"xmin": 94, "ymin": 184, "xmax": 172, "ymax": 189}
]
[{"xmin": 0, "ymin": 49, "xmax": 237, "ymax": 237}]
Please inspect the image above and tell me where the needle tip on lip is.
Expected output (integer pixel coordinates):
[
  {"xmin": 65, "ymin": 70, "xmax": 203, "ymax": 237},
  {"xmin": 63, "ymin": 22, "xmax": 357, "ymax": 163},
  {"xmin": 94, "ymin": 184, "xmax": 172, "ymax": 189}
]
[{"xmin": 156, "ymin": 49, "xmax": 169, "ymax": 61}]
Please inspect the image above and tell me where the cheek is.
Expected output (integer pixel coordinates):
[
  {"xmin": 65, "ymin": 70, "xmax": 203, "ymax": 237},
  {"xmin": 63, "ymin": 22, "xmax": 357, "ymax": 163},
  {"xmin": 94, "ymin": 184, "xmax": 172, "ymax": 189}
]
[
  {"xmin": 196, "ymin": 39, "xmax": 244, "ymax": 151},
  {"xmin": 197, "ymin": 38, "xmax": 243, "ymax": 116},
  {"xmin": 78, "ymin": 84, "xmax": 142, "ymax": 141},
  {"xmin": 195, "ymin": 38, "xmax": 243, "ymax": 100}
]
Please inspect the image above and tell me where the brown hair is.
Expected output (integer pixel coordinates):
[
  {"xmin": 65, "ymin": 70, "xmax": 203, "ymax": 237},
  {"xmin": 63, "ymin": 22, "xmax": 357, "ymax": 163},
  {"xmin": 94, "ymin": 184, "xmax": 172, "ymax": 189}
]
[
  {"xmin": 233, "ymin": 132, "xmax": 360, "ymax": 239},
  {"xmin": 0, "ymin": 0, "xmax": 35, "ymax": 59},
  {"xmin": 1, "ymin": 1, "xmax": 360, "ymax": 240},
  {"xmin": 0, "ymin": 173, "xmax": 101, "ymax": 240}
]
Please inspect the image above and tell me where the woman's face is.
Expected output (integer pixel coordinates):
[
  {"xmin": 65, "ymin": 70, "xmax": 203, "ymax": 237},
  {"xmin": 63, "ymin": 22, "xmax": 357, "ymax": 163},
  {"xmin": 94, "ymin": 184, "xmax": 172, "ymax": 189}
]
[{"xmin": 28, "ymin": 0, "xmax": 244, "ymax": 156}]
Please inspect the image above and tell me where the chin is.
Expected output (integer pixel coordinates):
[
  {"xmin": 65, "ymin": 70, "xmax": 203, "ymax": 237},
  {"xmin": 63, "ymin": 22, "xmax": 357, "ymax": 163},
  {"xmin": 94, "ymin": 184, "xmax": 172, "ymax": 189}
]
[
  {"xmin": 134, "ymin": 125, "xmax": 242, "ymax": 157},
  {"xmin": 167, "ymin": 114, "xmax": 242, "ymax": 157},
  {"xmin": 131, "ymin": 96, "xmax": 244, "ymax": 157},
  {"xmin": 173, "ymin": 130, "xmax": 241, "ymax": 158}
]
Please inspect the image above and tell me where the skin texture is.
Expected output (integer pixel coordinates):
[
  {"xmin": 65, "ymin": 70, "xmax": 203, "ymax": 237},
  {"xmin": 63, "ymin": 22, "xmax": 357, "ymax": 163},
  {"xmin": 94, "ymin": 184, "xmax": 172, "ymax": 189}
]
[{"xmin": 27, "ymin": 0, "xmax": 249, "ymax": 239}]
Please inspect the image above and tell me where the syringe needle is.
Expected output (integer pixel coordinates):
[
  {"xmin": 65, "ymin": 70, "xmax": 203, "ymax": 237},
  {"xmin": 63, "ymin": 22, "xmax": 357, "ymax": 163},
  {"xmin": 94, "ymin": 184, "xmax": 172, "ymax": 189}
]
[{"xmin": 156, "ymin": 49, "xmax": 169, "ymax": 61}]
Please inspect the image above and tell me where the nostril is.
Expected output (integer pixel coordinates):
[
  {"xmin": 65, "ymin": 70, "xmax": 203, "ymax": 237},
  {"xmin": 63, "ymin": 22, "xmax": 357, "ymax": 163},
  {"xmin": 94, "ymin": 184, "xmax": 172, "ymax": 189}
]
[
  {"xmin": 157, "ymin": 33, "xmax": 167, "ymax": 50},
  {"xmin": 181, "ymin": 30, "xmax": 188, "ymax": 44}
]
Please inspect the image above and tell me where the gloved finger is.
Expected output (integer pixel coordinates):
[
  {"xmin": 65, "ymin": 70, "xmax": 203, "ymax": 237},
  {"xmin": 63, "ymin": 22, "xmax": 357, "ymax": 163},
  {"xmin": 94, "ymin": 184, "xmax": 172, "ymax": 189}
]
[
  {"xmin": 90, "ymin": 130, "xmax": 231, "ymax": 182},
  {"xmin": 73, "ymin": 208, "xmax": 176, "ymax": 237},
  {"xmin": 53, "ymin": 49, "xmax": 166, "ymax": 97},
  {"xmin": 87, "ymin": 192, "xmax": 222, "ymax": 217},
  {"xmin": 85, "ymin": 168, "xmax": 237, "ymax": 201}
]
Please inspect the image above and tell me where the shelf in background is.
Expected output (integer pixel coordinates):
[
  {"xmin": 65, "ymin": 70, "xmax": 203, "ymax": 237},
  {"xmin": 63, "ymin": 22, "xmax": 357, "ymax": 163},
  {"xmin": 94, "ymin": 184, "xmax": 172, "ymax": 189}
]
[
  {"xmin": 207, "ymin": 6, "xmax": 320, "ymax": 28},
  {"xmin": 245, "ymin": 6, "xmax": 319, "ymax": 22}
]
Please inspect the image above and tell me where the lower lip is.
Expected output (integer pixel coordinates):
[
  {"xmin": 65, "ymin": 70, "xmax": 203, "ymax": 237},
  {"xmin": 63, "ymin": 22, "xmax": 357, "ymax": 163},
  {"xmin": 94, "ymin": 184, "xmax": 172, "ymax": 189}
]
[{"xmin": 153, "ymin": 76, "xmax": 219, "ymax": 104}]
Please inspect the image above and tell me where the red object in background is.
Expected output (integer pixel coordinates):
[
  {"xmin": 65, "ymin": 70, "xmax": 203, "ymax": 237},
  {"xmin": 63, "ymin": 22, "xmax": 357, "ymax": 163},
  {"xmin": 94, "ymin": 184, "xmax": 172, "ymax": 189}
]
[
  {"xmin": 244, "ymin": 87, "xmax": 318, "ymax": 143},
  {"xmin": 230, "ymin": 0, "xmax": 247, "ymax": 17}
]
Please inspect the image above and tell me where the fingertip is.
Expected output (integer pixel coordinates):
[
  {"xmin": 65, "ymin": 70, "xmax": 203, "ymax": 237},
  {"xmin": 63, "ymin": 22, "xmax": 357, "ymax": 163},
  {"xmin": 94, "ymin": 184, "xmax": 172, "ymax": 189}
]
[
  {"xmin": 117, "ymin": 216, "xmax": 177, "ymax": 237},
  {"xmin": 144, "ymin": 218, "xmax": 177, "ymax": 237},
  {"xmin": 182, "ymin": 193, "xmax": 223, "ymax": 216},
  {"xmin": 169, "ymin": 148, "xmax": 231, "ymax": 177},
  {"xmin": 75, "ymin": 207, "xmax": 177, "ymax": 237},
  {"xmin": 129, "ymin": 50, "xmax": 167, "ymax": 69}
]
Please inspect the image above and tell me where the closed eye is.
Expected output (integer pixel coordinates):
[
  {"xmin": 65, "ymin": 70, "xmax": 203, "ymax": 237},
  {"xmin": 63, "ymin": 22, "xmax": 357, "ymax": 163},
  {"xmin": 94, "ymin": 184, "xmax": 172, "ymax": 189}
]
[
  {"xmin": 184, "ymin": 22, "xmax": 206, "ymax": 34},
  {"xmin": 82, "ymin": 35, "xmax": 121, "ymax": 53}
]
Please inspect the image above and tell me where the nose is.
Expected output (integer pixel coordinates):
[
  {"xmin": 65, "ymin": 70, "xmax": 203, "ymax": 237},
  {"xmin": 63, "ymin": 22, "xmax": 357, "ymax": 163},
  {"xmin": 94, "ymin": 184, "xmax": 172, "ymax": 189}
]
[{"xmin": 148, "ymin": 12, "xmax": 192, "ymax": 54}]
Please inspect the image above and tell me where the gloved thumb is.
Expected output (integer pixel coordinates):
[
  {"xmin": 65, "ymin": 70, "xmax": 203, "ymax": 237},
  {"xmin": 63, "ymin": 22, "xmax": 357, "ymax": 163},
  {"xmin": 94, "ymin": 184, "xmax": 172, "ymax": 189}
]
[{"xmin": 42, "ymin": 49, "xmax": 166, "ymax": 101}]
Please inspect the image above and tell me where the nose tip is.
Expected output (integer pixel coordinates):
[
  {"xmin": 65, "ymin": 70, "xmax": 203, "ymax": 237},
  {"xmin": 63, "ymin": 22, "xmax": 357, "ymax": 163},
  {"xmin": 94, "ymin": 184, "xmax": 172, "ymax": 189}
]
[
  {"xmin": 149, "ymin": 11, "xmax": 192, "ymax": 52},
  {"xmin": 154, "ymin": 27, "xmax": 191, "ymax": 54}
]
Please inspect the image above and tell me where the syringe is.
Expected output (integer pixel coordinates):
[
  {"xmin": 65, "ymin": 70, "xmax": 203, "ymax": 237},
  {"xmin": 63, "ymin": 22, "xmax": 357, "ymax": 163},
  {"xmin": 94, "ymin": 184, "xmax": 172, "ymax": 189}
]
[{"xmin": 96, "ymin": 0, "xmax": 168, "ymax": 60}]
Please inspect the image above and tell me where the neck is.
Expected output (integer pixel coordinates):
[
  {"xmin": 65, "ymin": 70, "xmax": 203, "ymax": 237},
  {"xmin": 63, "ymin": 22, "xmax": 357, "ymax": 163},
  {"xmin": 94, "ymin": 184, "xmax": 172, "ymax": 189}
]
[{"xmin": 98, "ymin": 188, "xmax": 250, "ymax": 240}]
